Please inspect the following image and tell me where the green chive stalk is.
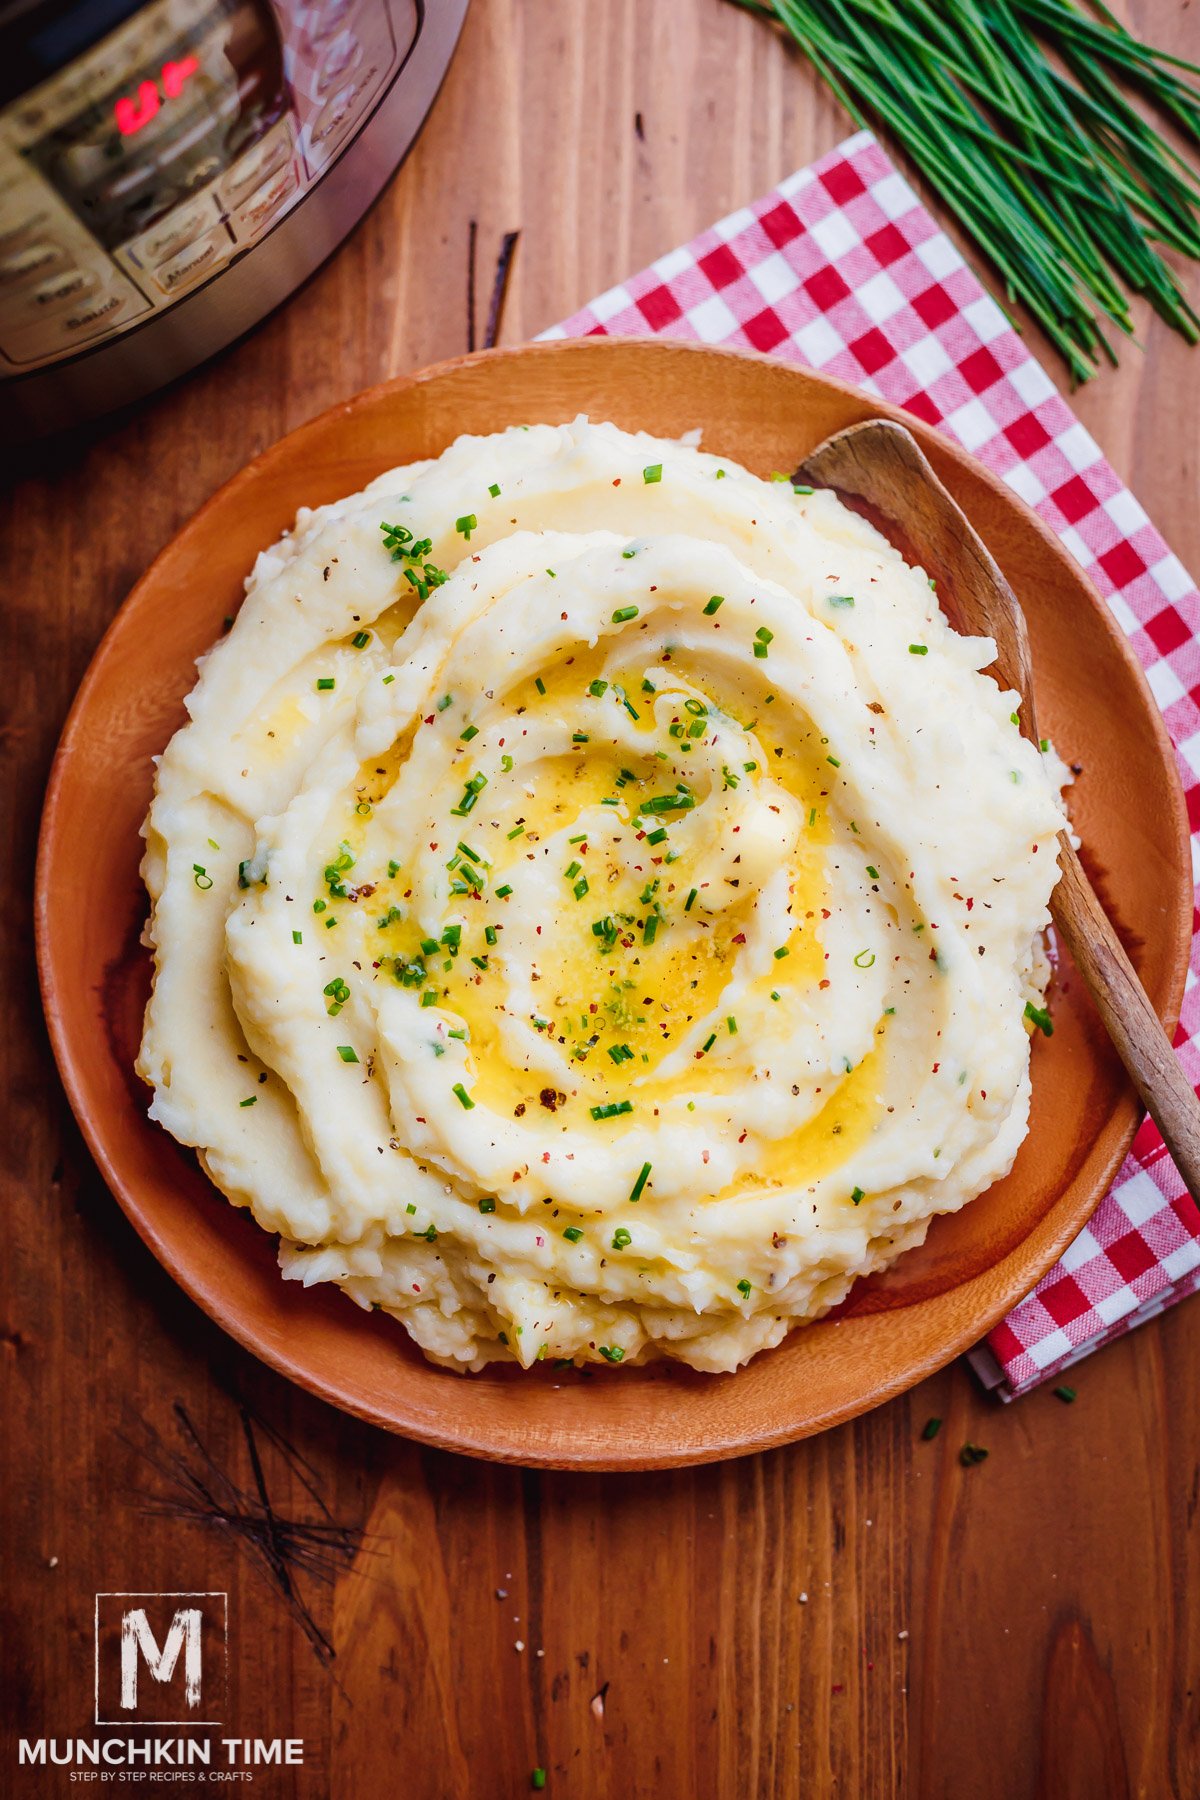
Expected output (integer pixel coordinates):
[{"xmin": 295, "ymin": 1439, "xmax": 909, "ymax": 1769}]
[{"xmin": 732, "ymin": 0, "xmax": 1200, "ymax": 379}]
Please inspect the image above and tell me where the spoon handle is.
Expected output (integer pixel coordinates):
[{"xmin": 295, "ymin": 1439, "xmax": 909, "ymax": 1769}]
[{"xmin": 1053, "ymin": 834, "xmax": 1200, "ymax": 1197}]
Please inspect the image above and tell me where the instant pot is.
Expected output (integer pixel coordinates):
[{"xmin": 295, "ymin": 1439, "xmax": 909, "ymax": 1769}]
[{"xmin": 0, "ymin": 0, "xmax": 468, "ymax": 433}]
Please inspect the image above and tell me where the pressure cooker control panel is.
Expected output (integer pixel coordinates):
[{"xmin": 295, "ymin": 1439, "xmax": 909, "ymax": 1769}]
[{"xmin": 0, "ymin": 0, "xmax": 417, "ymax": 374}]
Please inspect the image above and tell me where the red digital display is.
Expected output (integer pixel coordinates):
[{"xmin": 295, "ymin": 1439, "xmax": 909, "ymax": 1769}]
[{"xmin": 113, "ymin": 56, "xmax": 200, "ymax": 136}]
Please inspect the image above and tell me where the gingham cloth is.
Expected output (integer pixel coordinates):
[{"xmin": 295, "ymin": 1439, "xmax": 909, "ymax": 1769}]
[{"xmin": 543, "ymin": 129, "xmax": 1200, "ymax": 1399}]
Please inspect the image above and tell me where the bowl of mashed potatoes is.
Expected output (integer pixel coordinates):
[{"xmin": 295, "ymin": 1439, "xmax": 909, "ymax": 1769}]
[{"xmin": 37, "ymin": 340, "xmax": 1190, "ymax": 1465}]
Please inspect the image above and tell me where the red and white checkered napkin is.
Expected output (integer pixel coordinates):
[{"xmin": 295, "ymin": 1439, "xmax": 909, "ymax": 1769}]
[{"xmin": 542, "ymin": 128, "xmax": 1200, "ymax": 1398}]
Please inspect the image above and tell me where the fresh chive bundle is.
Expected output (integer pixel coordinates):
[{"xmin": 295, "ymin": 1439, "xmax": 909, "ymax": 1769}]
[{"xmin": 732, "ymin": 0, "xmax": 1200, "ymax": 379}]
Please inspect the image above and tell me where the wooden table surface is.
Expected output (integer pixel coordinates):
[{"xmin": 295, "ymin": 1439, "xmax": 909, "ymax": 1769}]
[{"xmin": 4, "ymin": 2, "xmax": 1200, "ymax": 1795}]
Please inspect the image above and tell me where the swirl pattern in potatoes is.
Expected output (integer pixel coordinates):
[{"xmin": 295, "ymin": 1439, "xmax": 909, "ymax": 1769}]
[{"xmin": 137, "ymin": 419, "xmax": 1066, "ymax": 1372}]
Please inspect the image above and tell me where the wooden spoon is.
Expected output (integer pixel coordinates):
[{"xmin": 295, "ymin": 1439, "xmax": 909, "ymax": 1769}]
[{"xmin": 797, "ymin": 417, "xmax": 1200, "ymax": 1201}]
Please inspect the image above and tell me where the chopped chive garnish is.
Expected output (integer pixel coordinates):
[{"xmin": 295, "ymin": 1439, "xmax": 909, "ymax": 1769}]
[
  {"xmin": 455, "ymin": 514, "xmax": 477, "ymax": 539},
  {"xmin": 960, "ymin": 1443, "xmax": 989, "ymax": 1467},
  {"xmin": 1053, "ymin": 1385, "xmax": 1077, "ymax": 1404},
  {"xmin": 421, "ymin": 989, "xmax": 436, "ymax": 1007},
  {"xmin": 645, "ymin": 826, "xmax": 667, "ymax": 846},
  {"xmin": 630, "ymin": 1161, "xmax": 652, "ymax": 1202},
  {"xmin": 460, "ymin": 723, "xmax": 479, "ymax": 742},
  {"xmin": 192, "ymin": 866, "xmax": 213, "ymax": 890},
  {"xmin": 485, "ymin": 925, "xmax": 497, "ymax": 945},
  {"xmin": 1025, "ymin": 1001, "xmax": 1053, "ymax": 1037},
  {"xmin": 240, "ymin": 1095, "xmax": 257, "ymax": 1107},
  {"xmin": 496, "ymin": 884, "xmax": 513, "ymax": 898},
  {"xmin": 563, "ymin": 1226, "xmax": 584, "ymax": 1243},
  {"xmin": 501, "ymin": 754, "xmax": 514, "ymax": 772},
  {"xmin": 316, "ymin": 677, "xmax": 335, "ymax": 691},
  {"xmin": 828, "ymin": 593, "xmax": 855, "ymax": 608},
  {"xmin": 853, "ymin": 950, "xmax": 876, "ymax": 968},
  {"xmin": 437, "ymin": 693, "xmax": 453, "ymax": 711},
  {"xmin": 685, "ymin": 888, "xmax": 697, "ymax": 912},
  {"xmin": 598, "ymin": 1346, "xmax": 624, "ymax": 1363},
  {"xmin": 703, "ymin": 595, "xmax": 724, "ymax": 615},
  {"xmin": 702, "ymin": 1033, "xmax": 716, "ymax": 1053},
  {"xmin": 866, "ymin": 865, "xmax": 879, "ymax": 880},
  {"xmin": 643, "ymin": 464, "xmax": 662, "ymax": 484},
  {"xmin": 336, "ymin": 1046, "xmax": 358, "ymax": 1064},
  {"xmin": 612, "ymin": 1227, "xmax": 632, "ymax": 1250},
  {"xmin": 589, "ymin": 678, "xmax": 609, "ymax": 697},
  {"xmin": 590, "ymin": 1100, "xmax": 633, "ymax": 1120},
  {"xmin": 488, "ymin": 483, "xmax": 501, "ymax": 498},
  {"xmin": 770, "ymin": 990, "xmax": 780, "ymax": 1002},
  {"xmin": 755, "ymin": 626, "xmax": 774, "ymax": 645},
  {"xmin": 292, "ymin": 930, "xmax": 302, "ymax": 944},
  {"xmin": 452, "ymin": 1083, "xmax": 474, "ymax": 1109},
  {"xmin": 851, "ymin": 1186, "xmax": 865, "ymax": 1205},
  {"xmin": 909, "ymin": 644, "xmax": 928, "ymax": 656},
  {"xmin": 313, "ymin": 899, "xmax": 327, "ymax": 913},
  {"xmin": 612, "ymin": 605, "xmax": 639, "ymax": 623},
  {"xmin": 572, "ymin": 732, "xmax": 589, "ymax": 745},
  {"xmin": 535, "ymin": 677, "xmax": 546, "ymax": 695},
  {"xmin": 921, "ymin": 1417, "xmax": 942, "ymax": 1441},
  {"xmin": 827, "ymin": 755, "xmax": 841, "ymax": 768},
  {"xmin": 573, "ymin": 877, "xmax": 589, "ymax": 900},
  {"xmin": 726, "ymin": 1016, "xmax": 737, "ymax": 1034},
  {"xmin": 773, "ymin": 946, "xmax": 790, "ymax": 960},
  {"xmin": 479, "ymin": 1197, "xmax": 496, "ymax": 1213},
  {"xmin": 737, "ymin": 1278, "xmax": 752, "ymax": 1298}
]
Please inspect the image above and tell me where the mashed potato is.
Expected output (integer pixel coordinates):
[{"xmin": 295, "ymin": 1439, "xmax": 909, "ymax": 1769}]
[{"xmin": 137, "ymin": 418, "xmax": 1066, "ymax": 1373}]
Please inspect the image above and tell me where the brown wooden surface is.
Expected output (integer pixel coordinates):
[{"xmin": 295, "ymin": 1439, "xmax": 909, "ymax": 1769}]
[{"xmin": 4, "ymin": 1, "xmax": 1200, "ymax": 1794}]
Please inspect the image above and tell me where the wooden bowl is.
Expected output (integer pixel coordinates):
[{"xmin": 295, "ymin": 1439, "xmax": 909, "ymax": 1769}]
[{"xmin": 35, "ymin": 339, "xmax": 1191, "ymax": 1469}]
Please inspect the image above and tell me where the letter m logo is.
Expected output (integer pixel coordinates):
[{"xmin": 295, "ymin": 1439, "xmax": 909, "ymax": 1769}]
[
  {"xmin": 120, "ymin": 1607, "xmax": 202, "ymax": 1709},
  {"xmin": 95, "ymin": 1593, "xmax": 227, "ymax": 1725}
]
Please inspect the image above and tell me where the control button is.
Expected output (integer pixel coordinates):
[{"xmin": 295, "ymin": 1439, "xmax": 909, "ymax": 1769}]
[
  {"xmin": 230, "ymin": 161, "xmax": 299, "ymax": 243},
  {"xmin": 151, "ymin": 225, "xmax": 232, "ymax": 296},
  {"xmin": 302, "ymin": 0, "xmax": 358, "ymax": 52},
  {"xmin": 127, "ymin": 195, "xmax": 218, "ymax": 269},
  {"xmin": 309, "ymin": 74, "xmax": 373, "ymax": 155},
  {"xmin": 0, "ymin": 239, "xmax": 68, "ymax": 288},
  {"xmin": 59, "ymin": 289, "xmax": 131, "ymax": 337},
  {"xmin": 317, "ymin": 30, "xmax": 362, "ymax": 96},
  {"xmin": 31, "ymin": 266, "xmax": 98, "ymax": 311},
  {"xmin": 218, "ymin": 124, "xmax": 292, "ymax": 211}
]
